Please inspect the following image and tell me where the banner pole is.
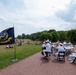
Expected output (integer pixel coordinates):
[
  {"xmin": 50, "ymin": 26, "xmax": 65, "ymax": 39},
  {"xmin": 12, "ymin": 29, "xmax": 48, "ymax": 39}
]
[
  {"xmin": 12, "ymin": 26, "xmax": 18, "ymax": 62},
  {"xmin": 14, "ymin": 43, "xmax": 16, "ymax": 59},
  {"xmin": 12, "ymin": 43, "xmax": 18, "ymax": 62}
]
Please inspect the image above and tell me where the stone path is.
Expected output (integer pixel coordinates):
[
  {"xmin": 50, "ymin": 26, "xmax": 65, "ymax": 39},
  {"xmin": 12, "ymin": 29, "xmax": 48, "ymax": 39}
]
[{"xmin": 0, "ymin": 52, "xmax": 76, "ymax": 75}]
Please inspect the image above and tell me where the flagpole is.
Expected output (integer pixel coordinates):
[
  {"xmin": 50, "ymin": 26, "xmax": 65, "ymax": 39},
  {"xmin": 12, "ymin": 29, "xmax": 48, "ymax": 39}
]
[
  {"xmin": 14, "ymin": 42, "xmax": 16, "ymax": 59},
  {"xmin": 12, "ymin": 25, "xmax": 18, "ymax": 62}
]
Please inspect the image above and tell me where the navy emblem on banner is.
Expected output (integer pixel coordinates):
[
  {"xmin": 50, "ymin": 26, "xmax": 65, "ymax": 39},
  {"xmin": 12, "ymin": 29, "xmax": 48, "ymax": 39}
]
[{"xmin": 0, "ymin": 27, "xmax": 15, "ymax": 45}]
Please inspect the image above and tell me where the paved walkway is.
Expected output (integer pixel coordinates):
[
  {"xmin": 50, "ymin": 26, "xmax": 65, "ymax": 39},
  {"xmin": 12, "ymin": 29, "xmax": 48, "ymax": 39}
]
[{"xmin": 0, "ymin": 52, "xmax": 76, "ymax": 75}]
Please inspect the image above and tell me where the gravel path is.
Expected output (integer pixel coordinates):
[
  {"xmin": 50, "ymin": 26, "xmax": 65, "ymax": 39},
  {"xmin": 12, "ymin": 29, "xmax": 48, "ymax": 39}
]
[{"xmin": 0, "ymin": 52, "xmax": 76, "ymax": 75}]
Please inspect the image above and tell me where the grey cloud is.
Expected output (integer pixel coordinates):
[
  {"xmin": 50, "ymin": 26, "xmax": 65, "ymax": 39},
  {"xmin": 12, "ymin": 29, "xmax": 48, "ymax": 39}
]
[
  {"xmin": 65, "ymin": 23, "xmax": 76, "ymax": 30},
  {"xmin": 55, "ymin": 0, "xmax": 76, "ymax": 22},
  {"xmin": 58, "ymin": 22, "xmax": 76, "ymax": 31}
]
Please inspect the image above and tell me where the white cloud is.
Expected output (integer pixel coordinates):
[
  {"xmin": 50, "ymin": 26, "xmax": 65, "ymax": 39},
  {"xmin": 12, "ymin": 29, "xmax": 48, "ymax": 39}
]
[{"xmin": 0, "ymin": 0, "xmax": 76, "ymax": 37}]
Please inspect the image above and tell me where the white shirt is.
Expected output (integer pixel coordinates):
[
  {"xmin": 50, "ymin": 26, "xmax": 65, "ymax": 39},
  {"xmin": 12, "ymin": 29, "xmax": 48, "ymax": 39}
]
[
  {"xmin": 56, "ymin": 46, "xmax": 65, "ymax": 52},
  {"xmin": 69, "ymin": 53, "xmax": 76, "ymax": 57},
  {"xmin": 45, "ymin": 43, "xmax": 51, "ymax": 52},
  {"xmin": 42, "ymin": 44, "xmax": 46, "ymax": 48}
]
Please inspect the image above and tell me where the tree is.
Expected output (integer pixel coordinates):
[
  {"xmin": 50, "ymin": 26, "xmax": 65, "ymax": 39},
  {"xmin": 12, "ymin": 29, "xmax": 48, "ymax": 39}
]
[
  {"xmin": 57, "ymin": 31, "xmax": 68, "ymax": 42},
  {"xmin": 22, "ymin": 33, "xmax": 26, "ymax": 39},
  {"xmin": 68, "ymin": 29, "xmax": 76, "ymax": 44},
  {"xmin": 16, "ymin": 29, "xmax": 76, "ymax": 44},
  {"xmin": 17, "ymin": 35, "xmax": 22, "ymax": 39},
  {"xmin": 39, "ymin": 32, "xmax": 53, "ymax": 41},
  {"xmin": 51, "ymin": 31, "xmax": 59, "ymax": 42},
  {"xmin": 30, "ymin": 34, "xmax": 36, "ymax": 41},
  {"xmin": 48, "ymin": 29, "xmax": 56, "ymax": 33}
]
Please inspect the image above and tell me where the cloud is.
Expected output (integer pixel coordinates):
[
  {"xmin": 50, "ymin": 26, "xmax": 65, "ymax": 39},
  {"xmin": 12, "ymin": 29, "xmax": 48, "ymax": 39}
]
[
  {"xmin": 0, "ymin": 0, "xmax": 25, "ymax": 10},
  {"xmin": 0, "ymin": 0, "xmax": 76, "ymax": 37},
  {"xmin": 56, "ymin": 0, "xmax": 76, "ymax": 22}
]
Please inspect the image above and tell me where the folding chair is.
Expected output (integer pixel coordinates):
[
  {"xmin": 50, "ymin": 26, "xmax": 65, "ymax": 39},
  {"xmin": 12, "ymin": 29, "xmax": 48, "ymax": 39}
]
[
  {"xmin": 57, "ymin": 51, "xmax": 65, "ymax": 62},
  {"xmin": 45, "ymin": 52, "xmax": 51, "ymax": 60}
]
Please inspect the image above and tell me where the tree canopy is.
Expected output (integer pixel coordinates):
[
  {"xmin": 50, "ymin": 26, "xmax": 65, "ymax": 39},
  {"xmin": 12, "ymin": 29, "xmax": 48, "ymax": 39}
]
[{"xmin": 16, "ymin": 29, "xmax": 76, "ymax": 44}]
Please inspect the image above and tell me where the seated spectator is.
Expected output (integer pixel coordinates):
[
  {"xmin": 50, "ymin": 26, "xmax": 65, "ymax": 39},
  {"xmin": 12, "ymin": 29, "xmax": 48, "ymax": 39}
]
[
  {"xmin": 69, "ymin": 49, "xmax": 76, "ymax": 63},
  {"xmin": 18, "ymin": 40, "xmax": 22, "ymax": 46},
  {"xmin": 9, "ymin": 45, "xmax": 13, "ymax": 48},
  {"xmin": 6, "ymin": 45, "xmax": 10, "ymax": 48},
  {"xmin": 6, "ymin": 44, "xmax": 13, "ymax": 48},
  {"xmin": 55, "ymin": 43, "xmax": 65, "ymax": 59},
  {"xmin": 42, "ymin": 39, "xmax": 52, "ymax": 59}
]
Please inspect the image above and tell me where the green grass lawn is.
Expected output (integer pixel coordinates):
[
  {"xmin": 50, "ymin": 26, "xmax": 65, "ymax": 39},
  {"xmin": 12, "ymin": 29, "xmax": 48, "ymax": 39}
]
[{"xmin": 0, "ymin": 44, "xmax": 41, "ymax": 69}]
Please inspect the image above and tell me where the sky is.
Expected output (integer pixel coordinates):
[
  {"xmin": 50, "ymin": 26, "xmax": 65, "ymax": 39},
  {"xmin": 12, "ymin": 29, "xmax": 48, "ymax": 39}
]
[{"xmin": 0, "ymin": 0, "xmax": 76, "ymax": 37}]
